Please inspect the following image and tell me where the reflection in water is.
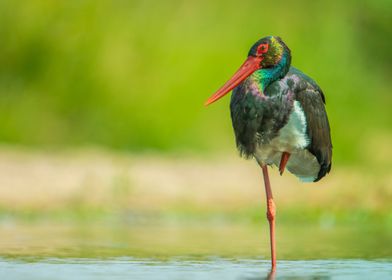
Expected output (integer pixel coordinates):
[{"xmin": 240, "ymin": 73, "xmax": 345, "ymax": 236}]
[
  {"xmin": 243, "ymin": 270, "xmax": 276, "ymax": 280},
  {"xmin": 0, "ymin": 222, "xmax": 390, "ymax": 259},
  {"xmin": 0, "ymin": 222, "xmax": 391, "ymax": 280},
  {"xmin": 244, "ymin": 268, "xmax": 331, "ymax": 280},
  {"xmin": 0, "ymin": 258, "xmax": 390, "ymax": 280},
  {"xmin": 267, "ymin": 269, "xmax": 276, "ymax": 280}
]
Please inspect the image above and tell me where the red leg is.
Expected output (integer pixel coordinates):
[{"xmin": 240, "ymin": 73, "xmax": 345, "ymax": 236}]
[
  {"xmin": 279, "ymin": 152, "xmax": 290, "ymax": 175},
  {"xmin": 261, "ymin": 165, "xmax": 276, "ymax": 271}
]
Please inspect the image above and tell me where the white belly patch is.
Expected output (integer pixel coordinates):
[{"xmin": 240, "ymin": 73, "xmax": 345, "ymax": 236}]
[{"xmin": 254, "ymin": 101, "xmax": 320, "ymax": 182}]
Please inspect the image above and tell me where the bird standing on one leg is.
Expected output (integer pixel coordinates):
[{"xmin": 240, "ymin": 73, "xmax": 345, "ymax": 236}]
[{"xmin": 205, "ymin": 36, "xmax": 332, "ymax": 271}]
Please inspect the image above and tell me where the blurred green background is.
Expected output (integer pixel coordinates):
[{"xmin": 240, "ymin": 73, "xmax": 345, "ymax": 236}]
[
  {"xmin": 0, "ymin": 0, "xmax": 391, "ymax": 260},
  {"xmin": 0, "ymin": 0, "xmax": 390, "ymax": 165}
]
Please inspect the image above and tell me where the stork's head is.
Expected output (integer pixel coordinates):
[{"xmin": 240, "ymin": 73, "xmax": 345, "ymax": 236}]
[
  {"xmin": 248, "ymin": 36, "xmax": 290, "ymax": 69},
  {"xmin": 205, "ymin": 36, "xmax": 291, "ymax": 105}
]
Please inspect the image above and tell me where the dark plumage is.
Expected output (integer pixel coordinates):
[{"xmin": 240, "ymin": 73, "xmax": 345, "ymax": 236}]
[
  {"xmin": 205, "ymin": 35, "xmax": 333, "ymax": 270},
  {"xmin": 230, "ymin": 66, "xmax": 332, "ymax": 181}
]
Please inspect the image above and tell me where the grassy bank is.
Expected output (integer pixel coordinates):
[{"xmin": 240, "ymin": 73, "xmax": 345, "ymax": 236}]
[{"xmin": 0, "ymin": 147, "xmax": 390, "ymax": 226}]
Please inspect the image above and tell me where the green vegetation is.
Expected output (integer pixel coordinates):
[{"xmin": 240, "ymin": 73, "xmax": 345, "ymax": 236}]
[{"xmin": 0, "ymin": 0, "xmax": 390, "ymax": 165}]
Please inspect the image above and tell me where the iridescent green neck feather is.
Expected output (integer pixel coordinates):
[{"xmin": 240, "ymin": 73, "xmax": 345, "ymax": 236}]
[
  {"xmin": 245, "ymin": 36, "xmax": 291, "ymax": 94},
  {"xmin": 249, "ymin": 45, "xmax": 291, "ymax": 93}
]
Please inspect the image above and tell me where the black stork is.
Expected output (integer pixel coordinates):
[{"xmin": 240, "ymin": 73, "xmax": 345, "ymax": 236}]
[{"xmin": 205, "ymin": 36, "xmax": 332, "ymax": 271}]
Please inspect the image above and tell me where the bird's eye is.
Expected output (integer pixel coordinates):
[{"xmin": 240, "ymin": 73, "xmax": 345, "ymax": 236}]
[{"xmin": 256, "ymin": 43, "xmax": 269, "ymax": 55}]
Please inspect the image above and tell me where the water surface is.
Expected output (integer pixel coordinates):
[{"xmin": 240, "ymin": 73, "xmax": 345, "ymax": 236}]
[
  {"xmin": 1, "ymin": 258, "xmax": 391, "ymax": 280},
  {"xmin": 0, "ymin": 222, "xmax": 391, "ymax": 279}
]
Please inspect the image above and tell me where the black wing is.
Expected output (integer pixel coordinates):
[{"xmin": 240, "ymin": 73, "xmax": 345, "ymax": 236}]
[{"xmin": 288, "ymin": 68, "xmax": 332, "ymax": 181}]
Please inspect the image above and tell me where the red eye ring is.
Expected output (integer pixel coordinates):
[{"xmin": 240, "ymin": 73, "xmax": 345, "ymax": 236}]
[{"xmin": 256, "ymin": 43, "xmax": 269, "ymax": 55}]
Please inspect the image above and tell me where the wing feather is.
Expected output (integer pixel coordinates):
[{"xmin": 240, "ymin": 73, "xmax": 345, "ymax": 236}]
[{"xmin": 295, "ymin": 89, "xmax": 332, "ymax": 181}]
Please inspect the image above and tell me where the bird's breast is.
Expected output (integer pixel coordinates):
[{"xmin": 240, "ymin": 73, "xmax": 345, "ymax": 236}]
[{"xmin": 230, "ymin": 79, "xmax": 294, "ymax": 157}]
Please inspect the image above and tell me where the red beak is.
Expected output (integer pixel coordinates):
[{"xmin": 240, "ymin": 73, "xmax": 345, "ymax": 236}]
[{"xmin": 205, "ymin": 56, "xmax": 263, "ymax": 106}]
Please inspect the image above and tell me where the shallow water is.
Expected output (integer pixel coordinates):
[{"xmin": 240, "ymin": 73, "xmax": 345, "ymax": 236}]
[
  {"xmin": 1, "ymin": 222, "xmax": 391, "ymax": 259},
  {"xmin": 1, "ymin": 258, "xmax": 391, "ymax": 280},
  {"xmin": 0, "ymin": 222, "xmax": 391, "ymax": 279}
]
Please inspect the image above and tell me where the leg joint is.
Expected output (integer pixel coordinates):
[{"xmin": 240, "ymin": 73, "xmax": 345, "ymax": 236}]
[{"xmin": 266, "ymin": 198, "xmax": 276, "ymax": 222}]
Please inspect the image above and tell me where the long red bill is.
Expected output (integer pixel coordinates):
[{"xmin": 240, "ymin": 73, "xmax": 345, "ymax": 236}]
[{"xmin": 205, "ymin": 56, "xmax": 262, "ymax": 106}]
